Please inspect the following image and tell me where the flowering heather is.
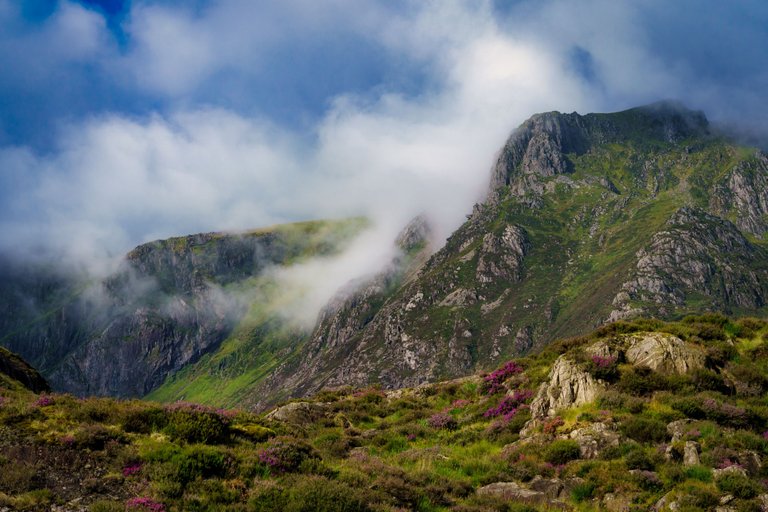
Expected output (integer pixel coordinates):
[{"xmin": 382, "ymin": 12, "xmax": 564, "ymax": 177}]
[
  {"xmin": 451, "ymin": 399, "xmax": 471, "ymax": 409},
  {"xmin": 591, "ymin": 355, "xmax": 617, "ymax": 369},
  {"xmin": 0, "ymin": 396, "xmax": 6, "ymax": 407},
  {"xmin": 427, "ymin": 412, "xmax": 458, "ymax": 430},
  {"xmin": 60, "ymin": 434, "xmax": 75, "ymax": 446},
  {"xmin": 123, "ymin": 462, "xmax": 142, "ymax": 477},
  {"xmin": 763, "ymin": 431, "xmax": 768, "ymax": 440},
  {"xmin": 126, "ymin": 497, "xmax": 165, "ymax": 512},
  {"xmin": 257, "ymin": 438, "xmax": 316, "ymax": 473},
  {"xmin": 34, "ymin": 394, "xmax": 55, "ymax": 407},
  {"xmin": 483, "ymin": 360, "xmax": 523, "ymax": 394},
  {"xmin": 717, "ymin": 459, "xmax": 743, "ymax": 470},
  {"xmin": 259, "ymin": 447, "xmax": 285, "ymax": 472},
  {"xmin": 484, "ymin": 389, "xmax": 533, "ymax": 419}
]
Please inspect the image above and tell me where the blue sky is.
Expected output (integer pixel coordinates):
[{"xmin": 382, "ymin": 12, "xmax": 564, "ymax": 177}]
[{"xmin": 1, "ymin": 0, "xmax": 768, "ymax": 268}]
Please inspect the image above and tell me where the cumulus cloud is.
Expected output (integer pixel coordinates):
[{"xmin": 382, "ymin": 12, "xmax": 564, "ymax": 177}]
[{"xmin": 1, "ymin": 0, "xmax": 767, "ymax": 322}]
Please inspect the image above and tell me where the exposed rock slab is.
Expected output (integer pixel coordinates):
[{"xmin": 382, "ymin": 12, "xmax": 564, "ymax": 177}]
[
  {"xmin": 529, "ymin": 356, "xmax": 604, "ymax": 419},
  {"xmin": 624, "ymin": 332, "xmax": 705, "ymax": 374}
]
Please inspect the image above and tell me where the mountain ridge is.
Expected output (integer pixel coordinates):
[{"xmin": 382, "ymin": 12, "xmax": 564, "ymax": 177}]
[{"xmin": 1, "ymin": 102, "xmax": 768, "ymax": 411}]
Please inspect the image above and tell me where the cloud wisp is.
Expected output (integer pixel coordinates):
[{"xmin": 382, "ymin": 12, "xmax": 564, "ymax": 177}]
[{"xmin": 1, "ymin": 0, "xmax": 767, "ymax": 323}]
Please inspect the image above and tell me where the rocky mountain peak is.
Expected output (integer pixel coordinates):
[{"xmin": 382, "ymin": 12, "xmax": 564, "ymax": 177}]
[{"xmin": 489, "ymin": 102, "xmax": 710, "ymax": 198}]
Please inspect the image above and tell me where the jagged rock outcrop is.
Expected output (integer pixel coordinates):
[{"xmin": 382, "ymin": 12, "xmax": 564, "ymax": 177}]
[
  {"xmin": 624, "ymin": 332, "xmax": 705, "ymax": 374},
  {"xmin": 609, "ymin": 207, "xmax": 768, "ymax": 321},
  {"xmin": 489, "ymin": 101, "xmax": 709, "ymax": 198},
  {"xmin": 475, "ymin": 225, "xmax": 530, "ymax": 285},
  {"xmin": 529, "ymin": 357, "xmax": 604, "ymax": 419}
]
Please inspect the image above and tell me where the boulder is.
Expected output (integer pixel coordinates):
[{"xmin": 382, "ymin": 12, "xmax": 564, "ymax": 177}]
[
  {"xmin": 666, "ymin": 419, "xmax": 695, "ymax": 442},
  {"xmin": 568, "ymin": 422, "xmax": 621, "ymax": 459},
  {"xmin": 529, "ymin": 476, "xmax": 585, "ymax": 500},
  {"xmin": 476, "ymin": 481, "xmax": 546, "ymax": 502},
  {"xmin": 603, "ymin": 492, "xmax": 632, "ymax": 512},
  {"xmin": 624, "ymin": 333, "xmax": 705, "ymax": 374},
  {"xmin": 713, "ymin": 465, "xmax": 748, "ymax": 479},
  {"xmin": 265, "ymin": 401, "xmax": 327, "ymax": 425},
  {"xmin": 683, "ymin": 441, "xmax": 700, "ymax": 467},
  {"xmin": 529, "ymin": 356, "xmax": 604, "ymax": 419}
]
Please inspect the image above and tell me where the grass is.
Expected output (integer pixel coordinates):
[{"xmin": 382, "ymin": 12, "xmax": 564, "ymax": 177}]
[{"xmin": 3, "ymin": 315, "xmax": 768, "ymax": 511}]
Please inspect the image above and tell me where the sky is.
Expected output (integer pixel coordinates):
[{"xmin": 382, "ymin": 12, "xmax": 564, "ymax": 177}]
[{"xmin": 1, "ymin": 0, "xmax": 768, "ymax": 273}]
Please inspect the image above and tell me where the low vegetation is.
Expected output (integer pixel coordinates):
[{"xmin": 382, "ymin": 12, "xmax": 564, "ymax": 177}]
[{"xmin": 1, "ymin": 314, "xmax": 767, "ymax": 511}]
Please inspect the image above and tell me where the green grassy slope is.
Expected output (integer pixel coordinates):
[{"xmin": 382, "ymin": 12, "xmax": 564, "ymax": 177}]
[
  {"xmin": 146, "ymin": 218, "xmax": 369, "ymax": 407},
  {"xmin": 2, "ymin": 314, "xmax": 767, "ymax": 511}
]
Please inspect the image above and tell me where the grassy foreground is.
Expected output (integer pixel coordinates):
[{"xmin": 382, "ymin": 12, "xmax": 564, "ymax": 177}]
[{"xmin": 1, "ymin": 314, "xmax": 768, "ymax": 511}]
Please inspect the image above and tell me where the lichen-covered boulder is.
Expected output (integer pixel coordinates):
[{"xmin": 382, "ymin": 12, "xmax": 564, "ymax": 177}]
[
  {"xmin": 529, "ymin": 356, "xmax": 604, "ymax": 419},
  {"xmin": 624, "ymin": 332, "xmax": 705, "ymax": 374},
  {"xmin": 265, "ymin": 401, "xmax": 328, "ymax": 425},
  {"xmin": 568, "ymin": 422, "xmax": 621, "ymax": 459}
]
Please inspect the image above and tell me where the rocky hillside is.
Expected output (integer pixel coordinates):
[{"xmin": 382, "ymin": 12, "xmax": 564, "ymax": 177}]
[
  {"xmin": 1, "ymin": 315, "xmax": 767, "ymax": 511},
  {"xmin": 0, "ymin": 219, "xmax": 367, "ymax": 398},
  {"xmin": 246, "ymin": 102, "xmax": 768, "ymax": 407}
]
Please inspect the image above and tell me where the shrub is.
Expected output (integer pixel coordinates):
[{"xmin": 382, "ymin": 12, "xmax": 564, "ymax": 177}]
[
  {"xmin": 619, "ymin": 416, "xmax": 667, "ymax": 443},
  {"xmin": 588, "ymin": 355, "xmax": 620, "ymax": 382},
  {"xmin": 625, "ymin": 448, "xmax": 655, "ymax": 471},
  {"xmin": 427, "ymin": 412, "xmax": 457, "ymax": 430},
  {"xmin": 617, "ymin": 367, "xmax": 672, "ymax": 395},
  {"xmin": 281, "ymin": 476, "xmax": 373, "ymax": 512},
  {"xmin": 571, "ymin": 482, "xmax": 595, "ymax": 502},
  {"xmin": 632, "ymin": 470, "xmax": 663, "ymax": 491},
  {"xmin": 89, "ymin": 500, "xmax": 124, "ymax": 512},
  {"xmin": 483, "ymin": 389, "xmax": 533, "ymax": 419},
  {"xmin": 258, "ymin": 438, "xmax": 318, "ymax": 474},
  {"xmin": 122, "ymin": 407, "xmax": 168, "ymax": 434},
  {"xmin": 676, "ymin": 482, "xmax": 719, "ymax": 509},
  {"xmin": 684, "ymin": 465, "xmax": 713, "ymax": 483},
  {"xmin": 544, "ymin": 440, "xmax": 581, "ymax": 465},
  {"xmin": 671, "ymin": 397, "xmax": 706, "ymax": 419},
  {"xmin": 482, "ymin": 360, "xmax": 523, "ymax": 395},
  {"xmin": 716, "ymin": 472, "xmax": 760, "ymax": 499},
  {"xmin": 126, "ymin": 497, "xmax": 166, "ymax": 512},
  {"xmin": 164, "ymin": 402, "xmax": 229, "ymax": 444}
]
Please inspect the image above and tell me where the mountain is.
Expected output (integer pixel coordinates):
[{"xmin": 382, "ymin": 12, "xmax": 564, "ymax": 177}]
[
  {"xmin": 0, "ymin": 218, "xmax": 367, "ymax": 398},
  {"xmin": 2, "ymin": 102, "xmax": 768, "ymax": 410},
  {"xmin": 243, "ymin": 102, "xmax": 768, "ymax": 408},
  {"xmin": 1, "ymin": 315, "xmax": 767, "ymax": 511}
]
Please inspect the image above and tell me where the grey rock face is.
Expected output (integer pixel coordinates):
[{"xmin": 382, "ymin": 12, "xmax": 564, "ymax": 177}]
[
  {"xmin": 489, "ymin": 102, "xmax": 709, "ymax": 199},
  {"xmin": 683, "ymin": 441, "xmax": 700, "ymax": 467},
  {"xmin": 624, "ymin": 333, "xmax": 705, "ymax": 375},
  {"xmin": 265, "ymin": 401, "xmax": 328, "ymax": 425},
  {"xmin": 529, "ymin": 356, "xmax": 604, "ymax": 419},
  {"xmin": 610, "ymin": 207, "xmax": 768, "ymax": 321},
  {"xmin": 568, "ymin": 422, "xmax": 621, "ymax": 459},
  {"xmin": 476, "ymin": 225, "xmax": 530, "ymax": 285}
]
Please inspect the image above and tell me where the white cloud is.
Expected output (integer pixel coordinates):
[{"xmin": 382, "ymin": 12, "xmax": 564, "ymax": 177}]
[{"xmin": 2, "ymin": 0, "xmax": 767, "ymax": 322}]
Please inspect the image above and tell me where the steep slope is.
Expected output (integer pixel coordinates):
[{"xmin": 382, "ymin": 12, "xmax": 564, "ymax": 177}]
[
  {"xmin": 0, "ymin": 219, "xmax": 367, "ymax": 398},
  {"xmin": 0, "ymin": 346, "xmax": 49, "ymax": 393},
  {"xmin": 252, "ymin": 102, "xmax": 768, "ymax": 406},
  {"xmin": 147, "ymin": 216, "xmax": 434, "ymax": 408}
]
